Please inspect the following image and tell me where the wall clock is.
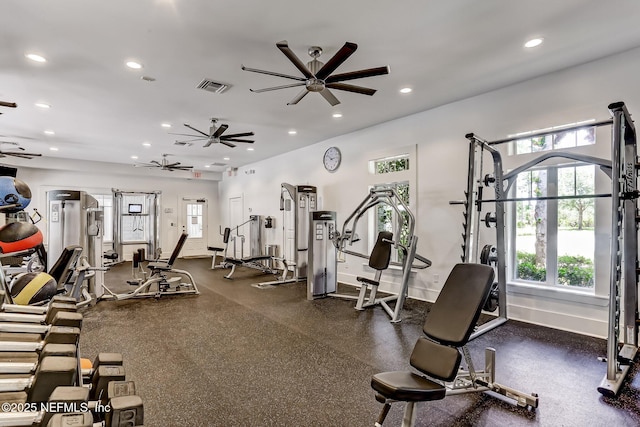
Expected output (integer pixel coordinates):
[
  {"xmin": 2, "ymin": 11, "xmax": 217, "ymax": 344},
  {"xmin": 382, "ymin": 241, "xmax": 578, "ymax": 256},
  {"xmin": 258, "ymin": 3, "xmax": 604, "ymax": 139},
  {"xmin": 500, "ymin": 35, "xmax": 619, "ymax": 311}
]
[{"xmin": 323, "ymin": 146, "xmax": 341, "ymax": 172}]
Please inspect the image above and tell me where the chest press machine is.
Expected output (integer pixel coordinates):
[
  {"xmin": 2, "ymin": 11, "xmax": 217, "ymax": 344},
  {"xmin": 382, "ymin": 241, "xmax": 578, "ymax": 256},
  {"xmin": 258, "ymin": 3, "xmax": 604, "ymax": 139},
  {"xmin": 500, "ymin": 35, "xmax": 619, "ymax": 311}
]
[{"xmin": 371, "ymin": 263, "xmax": 538, "ymax": 427}]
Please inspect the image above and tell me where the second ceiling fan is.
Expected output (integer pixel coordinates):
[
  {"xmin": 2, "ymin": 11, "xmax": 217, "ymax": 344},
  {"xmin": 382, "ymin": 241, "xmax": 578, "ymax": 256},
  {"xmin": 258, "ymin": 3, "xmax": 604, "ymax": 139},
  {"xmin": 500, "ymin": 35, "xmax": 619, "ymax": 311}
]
[
  {"xmin": 171, "ymin": 119, "xmax": 254, "ymax": 148},
  {"xmin": 242, "ymin": 40, "xmax": 390, "ymax": 106}
]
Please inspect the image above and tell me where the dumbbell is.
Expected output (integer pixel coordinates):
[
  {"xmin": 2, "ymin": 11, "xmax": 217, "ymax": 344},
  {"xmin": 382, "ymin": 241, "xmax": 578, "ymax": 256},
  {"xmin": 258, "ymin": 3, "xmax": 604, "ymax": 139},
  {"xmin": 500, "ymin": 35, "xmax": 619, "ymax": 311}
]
[
  {"xmin": 0, "ymin": 302, "xmax": 77, "ymax": 325},
  {"xmin": 0, "ymin": 312, "xmax": 82, "ymax": 336},
  {"xmin": 0, "ymin": 344, "xmax": 77, "ymax": 374},
  {"xmin": 0, "ymin": 382, "xmax": 143, "ymax": 427},
  {"xmin": 0, "ymin": 326, "xmax": 81, "ymax": 352},
  {"xmin": 0, "ymin": 356, "xmax": 78, "ymax": 404}
]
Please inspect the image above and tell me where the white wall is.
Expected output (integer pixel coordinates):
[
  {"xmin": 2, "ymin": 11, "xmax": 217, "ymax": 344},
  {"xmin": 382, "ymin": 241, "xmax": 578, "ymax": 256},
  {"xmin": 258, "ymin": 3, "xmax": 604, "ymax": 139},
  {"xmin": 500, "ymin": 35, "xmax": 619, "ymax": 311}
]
[
  {"xmin": 219, "ymin": 46, "xmax": 640, "ymax": 338},
  {"xmin": 11, "ymin": 160, "xmax": 221, "ymax": 259}
]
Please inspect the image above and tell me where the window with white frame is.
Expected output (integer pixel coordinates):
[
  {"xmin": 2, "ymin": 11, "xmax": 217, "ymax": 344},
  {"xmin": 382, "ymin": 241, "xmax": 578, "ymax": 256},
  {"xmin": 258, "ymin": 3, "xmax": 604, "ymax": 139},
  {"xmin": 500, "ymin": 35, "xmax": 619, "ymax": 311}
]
[
  {"xmin": 513, "ymin": 122, "xmax": 596, "ymax": 155},
  {"xmin": 511, "ymin": 164, "xmax": 595, "ymax": 290},
  {"xmin": 369, "ymin": 152, "xmax": 412, "ymax": 263}
]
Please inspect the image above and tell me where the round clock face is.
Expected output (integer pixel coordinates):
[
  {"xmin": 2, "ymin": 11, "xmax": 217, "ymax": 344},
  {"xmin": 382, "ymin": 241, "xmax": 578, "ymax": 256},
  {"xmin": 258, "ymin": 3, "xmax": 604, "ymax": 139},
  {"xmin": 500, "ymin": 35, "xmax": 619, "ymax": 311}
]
[{"xmin": 323, "ymin": 147, "xmax": 341, "ymax": 172}]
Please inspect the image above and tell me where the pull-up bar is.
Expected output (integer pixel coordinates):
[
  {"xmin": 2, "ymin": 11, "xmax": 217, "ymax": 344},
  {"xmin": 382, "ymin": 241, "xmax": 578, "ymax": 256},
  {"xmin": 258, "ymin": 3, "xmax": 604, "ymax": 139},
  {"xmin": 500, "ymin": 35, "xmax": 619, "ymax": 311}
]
[{"xmin": 482, "ymin": 118, "xmax": 613, "ymax": 146}]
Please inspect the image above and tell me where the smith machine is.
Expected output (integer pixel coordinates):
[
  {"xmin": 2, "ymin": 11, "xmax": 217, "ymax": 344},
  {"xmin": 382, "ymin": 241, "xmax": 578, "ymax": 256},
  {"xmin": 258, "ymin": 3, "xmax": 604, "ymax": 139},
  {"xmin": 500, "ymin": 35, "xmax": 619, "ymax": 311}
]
[{"xmin": 454, "ymin": 102, "xmax": 638, "ymax": 397}]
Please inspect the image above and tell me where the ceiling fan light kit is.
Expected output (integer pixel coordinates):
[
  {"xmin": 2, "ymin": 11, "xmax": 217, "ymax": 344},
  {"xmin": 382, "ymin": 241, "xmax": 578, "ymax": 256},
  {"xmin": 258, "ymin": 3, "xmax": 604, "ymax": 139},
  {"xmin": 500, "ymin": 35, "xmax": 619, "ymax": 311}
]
[{"xmin": 242, "ymin": 40, "xmax": 390, "ymax": 106}]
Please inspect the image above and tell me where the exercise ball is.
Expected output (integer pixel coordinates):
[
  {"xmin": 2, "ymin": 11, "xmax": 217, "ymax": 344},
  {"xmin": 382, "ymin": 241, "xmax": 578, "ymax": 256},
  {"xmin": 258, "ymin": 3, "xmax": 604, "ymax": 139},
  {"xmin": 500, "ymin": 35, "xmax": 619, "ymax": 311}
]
[
  {"xmin": 10, "ymin": 272, "xmax": 57, "ymax": 305},
  {"xmin": 0, "ymin": 176, "xmax": 31, "ymax": 213},
  {"xmin": 0, "ymin": 222, "xmax": 43, "ymax": 253}
]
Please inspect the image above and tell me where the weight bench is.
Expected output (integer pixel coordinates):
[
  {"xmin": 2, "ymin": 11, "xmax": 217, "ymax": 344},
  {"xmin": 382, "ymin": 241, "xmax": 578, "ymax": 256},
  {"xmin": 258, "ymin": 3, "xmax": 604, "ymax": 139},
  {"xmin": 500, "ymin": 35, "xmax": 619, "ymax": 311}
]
[
  {"xmin": 213, "ymin": 227, "xmax": 276, "ymax": 279},
  {"xmin": 371, "ymin": 263, "xmax": 538, "ymax": 426},
  {"xmin": 101, "ymin": 233, "xmax": 199, "ymax": 300}
]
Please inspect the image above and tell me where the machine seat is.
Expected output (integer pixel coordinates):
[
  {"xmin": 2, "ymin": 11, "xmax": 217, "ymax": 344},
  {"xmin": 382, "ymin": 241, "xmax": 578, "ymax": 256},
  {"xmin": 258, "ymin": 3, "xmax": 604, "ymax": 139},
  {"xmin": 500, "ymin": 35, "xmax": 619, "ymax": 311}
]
[
  {"xmin": 371, "ymin": 371, "xmax": 446, "ymax": 402},
  {"xmin": 356, "ymin": 276, "xmax": 380, "ymax": 287},
  {"xmin": 207, "ymin": 246, "xmax": 225, "ymax": 252}
]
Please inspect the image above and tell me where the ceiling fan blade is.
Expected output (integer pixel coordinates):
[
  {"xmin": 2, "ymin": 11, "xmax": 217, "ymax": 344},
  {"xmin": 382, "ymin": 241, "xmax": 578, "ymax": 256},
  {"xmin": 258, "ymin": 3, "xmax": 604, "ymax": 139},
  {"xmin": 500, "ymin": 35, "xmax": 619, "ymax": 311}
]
[
  {"xmin": 287, "ymin": 88, "xmax": 310, "ymax": 105},
  {"xmin": 319, "ymin": 88, "xmax": 340, "ymax": 106},
  {"xmin": 276, "ymin": 40, "xmax": 315, "ymax": 78},
  {"xmin": 325, "ymin": 66, "xmax": 390, "ymax": 83},
  {"xmin": 176, "ymin": 137, "xmax": 208, "ymax": 143},
  {"xmin": 173, "ymin": 166, "xmax": 193, "ymax": 170},
  {"xmin": 219, "ymin": 140, "xmax": 236, "ymax": 148},
  {"xmin": 315, "ymin": 42, "xmax": 358, "ymax": 80},
  {"xmin": 224, "ymin": 139, "xmax": 254, "ymax": 143},
  {"xmin": 250, "ymin": 83, "xmax": 305, "ymax": 93},
  {"xmin": 169, "ymin": 132, "xmax": 205, "ymax": 137},
  {"xmin": 221, "ymin": 132, "xmax": 254, "ymax": 139},
  {"xmin": 8, "ymin": 152, "xmax": 41, "ymax": 159},
  {"xmin": 241, "ymin": 65, "xmax": 306, "ymax": 82},
  {"xmin": 213, "ymin": 124, "xmax": 228, "ymax": 138},
  {"xmin": 203, "ymin": 140, "xmax": 214, "ymax": 148},
  {"xmin": 326, "ymin": 83, "xmax": 376, "ymax": 96},
  {"xmin": 184, "ymin": 124, "xmax": 209, "ymax": 137},
  {"xmin": 150, "ymin": 160, "xmax": 162, "ymax": 166}
]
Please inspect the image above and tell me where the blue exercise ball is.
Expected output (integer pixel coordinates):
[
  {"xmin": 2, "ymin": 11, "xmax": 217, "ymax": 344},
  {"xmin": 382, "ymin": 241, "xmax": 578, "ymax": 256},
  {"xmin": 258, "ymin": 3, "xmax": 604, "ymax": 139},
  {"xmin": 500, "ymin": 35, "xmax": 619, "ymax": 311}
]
[{"xmin": 0, "ymin": 176, "xmax": 31, "ymax": 213}]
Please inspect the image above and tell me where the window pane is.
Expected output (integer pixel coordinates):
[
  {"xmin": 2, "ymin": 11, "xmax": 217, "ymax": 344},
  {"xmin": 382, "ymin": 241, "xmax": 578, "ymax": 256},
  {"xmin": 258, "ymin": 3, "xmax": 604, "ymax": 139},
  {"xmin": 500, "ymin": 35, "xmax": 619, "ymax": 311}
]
[
  {"xmin": 557, "ymin": 165, "xmax": 595, "ymax": 288},
  {"xmin": 515, "ymin": 170, "xmax": 547, "ymax": 282},
  {"xmin": 577, "ymin": 127, "xmax": 595, "ymax": 146},
  {"xmin": 187, "ymin": 203, "xmax": 203, "ymax": 238},
  {"xmin": 531, "ymin": 136, "xmax": 550, "ymax": 152},
  {"xmin": 515, "ymin": 139, "xmax": 531, "ymax": 155},
  {"xmin": 553, "ymin": 130, "xmax": 576, "ymax": 149}
]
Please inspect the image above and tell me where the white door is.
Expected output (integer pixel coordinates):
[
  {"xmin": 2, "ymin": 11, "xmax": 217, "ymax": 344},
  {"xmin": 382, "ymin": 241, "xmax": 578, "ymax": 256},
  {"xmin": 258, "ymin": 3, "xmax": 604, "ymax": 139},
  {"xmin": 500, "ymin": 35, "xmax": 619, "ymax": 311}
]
[
  {"xmin": 180, "ymin": 198, "xmax": 208, "ymax": 257},
  {"xmin": 228, "ymin": 196, "xmax": 243, "ymax": 258}
]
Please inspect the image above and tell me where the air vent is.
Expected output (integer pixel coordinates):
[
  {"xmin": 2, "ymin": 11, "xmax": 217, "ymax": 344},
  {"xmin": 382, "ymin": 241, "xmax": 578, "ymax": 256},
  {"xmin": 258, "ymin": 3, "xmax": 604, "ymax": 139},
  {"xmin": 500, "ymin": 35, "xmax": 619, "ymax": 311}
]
[
  {"xmin": 197, "ymin": 79, "xmax": 230, "ymax": 94},
  {"xmin": 210, "ymin": 162, "xmax": 227, "ymax": 167},
  {"xmin": 174, "ymin": 141, "xmax": 193, "ymax": 147}
]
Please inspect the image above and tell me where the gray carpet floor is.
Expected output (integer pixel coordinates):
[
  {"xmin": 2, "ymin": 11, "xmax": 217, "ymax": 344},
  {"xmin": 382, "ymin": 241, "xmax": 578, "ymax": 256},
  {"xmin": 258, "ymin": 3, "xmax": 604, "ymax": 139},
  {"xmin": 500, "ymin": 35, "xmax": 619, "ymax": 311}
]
[{"xmin": 77, "ymin": 258, "xmax": 640, "ymax": 426}]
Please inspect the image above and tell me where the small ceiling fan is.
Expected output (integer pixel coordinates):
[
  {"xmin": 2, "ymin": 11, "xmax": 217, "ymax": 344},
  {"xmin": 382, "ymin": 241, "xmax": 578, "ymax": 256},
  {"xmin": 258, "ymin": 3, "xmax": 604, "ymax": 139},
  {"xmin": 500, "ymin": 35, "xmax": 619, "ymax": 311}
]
[
  {"xmin": 242, "ymin": 40, "xmax": 390, "ymax": 106},
  {"xmin": 0, "ymin": 142, "xmax": 41, "ymax": 159},
  {"xmin": 135, "ymin": 154, "xmax": 193, "ymax": 171},
  {"xmin": 170, "ymin": 118, "xmax": 254, "ymax": 148}
]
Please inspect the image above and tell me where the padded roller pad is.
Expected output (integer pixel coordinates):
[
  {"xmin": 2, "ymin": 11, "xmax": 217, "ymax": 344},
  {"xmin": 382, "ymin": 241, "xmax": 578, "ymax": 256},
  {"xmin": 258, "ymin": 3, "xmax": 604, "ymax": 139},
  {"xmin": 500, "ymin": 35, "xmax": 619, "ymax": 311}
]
[
  {"xmin": 208, "ymin": 246, "xmax": 224, "ymax": 252},
  {"xmin": 371, "ymin": 371, "xmax": 446, "ymax": 402}
]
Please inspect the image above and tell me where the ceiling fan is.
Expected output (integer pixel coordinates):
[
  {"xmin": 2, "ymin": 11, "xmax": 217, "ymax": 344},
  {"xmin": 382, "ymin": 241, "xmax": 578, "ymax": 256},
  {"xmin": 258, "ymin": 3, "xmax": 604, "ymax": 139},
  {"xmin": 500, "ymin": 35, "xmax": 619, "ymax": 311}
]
[
  {"xmin": 171, "ymin": 118, "xmax": 254, "ymax": 148},
  {"xmin": 0, "ymin": 142, "xmax": 41, "ymax": 159},
  {"xmin": 0, "ymin": 101, "xmax": 17, "ymax": 115},
  {"xmin": 135, "ymin": 154, "xmax": 193, "ymax": 172},
  {"xmin": 241, "ymin": 40, "xmax": 390, "ymax": 106}
]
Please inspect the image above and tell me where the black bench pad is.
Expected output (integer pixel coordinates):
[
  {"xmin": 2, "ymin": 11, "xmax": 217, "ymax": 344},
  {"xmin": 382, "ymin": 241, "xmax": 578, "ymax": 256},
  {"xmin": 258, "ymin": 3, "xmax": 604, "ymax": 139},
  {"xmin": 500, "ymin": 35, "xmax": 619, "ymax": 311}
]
[
  {"xmin": 357, "ymin": 276, "xmax": 379, "ymax": 287},
  {"xmin": 371, "ymin": 371, "xmax": 446, "ymax": 402},
  {"xmin": 208, "ymin": 246, "xmax": 225, "ymax": 252},
  {"xmin": 226, "ymin": 256, "xmax": 272, "ymax": 265}
]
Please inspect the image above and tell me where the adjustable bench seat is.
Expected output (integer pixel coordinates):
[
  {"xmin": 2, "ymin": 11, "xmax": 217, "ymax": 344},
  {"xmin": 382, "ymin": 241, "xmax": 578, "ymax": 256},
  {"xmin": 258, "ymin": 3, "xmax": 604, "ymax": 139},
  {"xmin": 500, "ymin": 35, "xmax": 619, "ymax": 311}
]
[{"xmin": 371, "ymin": 263, "xmax": 494, "ymax": 426}]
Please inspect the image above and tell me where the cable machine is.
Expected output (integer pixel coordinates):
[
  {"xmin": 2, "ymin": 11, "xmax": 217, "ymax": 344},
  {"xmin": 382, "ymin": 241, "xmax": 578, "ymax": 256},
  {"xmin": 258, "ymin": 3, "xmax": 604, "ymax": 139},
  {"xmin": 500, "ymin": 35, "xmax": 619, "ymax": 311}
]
[
  {"xmin": 329, "ymin": 187, "xmax": 431, "ymax": 322},
  {"xmin": 257, "ymin": 184, "xmax": 316, "ymax": 286},
  {"xmin": 453, "ymin": 102, "xmax": 638, "ymax": 397},
  {"xmin": 112, "ymin": 189, "xmax": 161, "ymax": 263}
]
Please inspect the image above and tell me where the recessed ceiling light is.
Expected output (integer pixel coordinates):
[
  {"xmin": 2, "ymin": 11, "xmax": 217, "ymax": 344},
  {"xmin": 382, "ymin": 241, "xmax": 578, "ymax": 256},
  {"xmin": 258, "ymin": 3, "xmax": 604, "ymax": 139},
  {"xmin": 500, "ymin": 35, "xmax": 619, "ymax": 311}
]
[
  {"xmin": 524, "ymin": 38, "xmax": 544, "ymax": 48},
  {"xmin": 332, "ymin": 113, "xmax": 343, "ymax": 118},
  {"xmin": 247, "ymin": 147, "xmax": 254, "ymax": 151},
  {"xmin": 161, "ymin": 123, "xmax": 171, "ymax": 128},
  {"xmin": 142, "ymin": 142, "xmax": 151, "ymax": 147},
  {"xmin": 288, "ymin": 130, "xmax": 297, "ymax": 135},
  {"xmin": 400, "ymin": 87, "xmax": 412, "ymax": 94},
  {"xmin": 223, "ymin": 157, "xmax": 230, "ymax": 161},
  {"xmin": 43, "ymin": 130, "xmax": 55, "ymax": 135},
  {"xmin": 204, "ymin": 164, "xmax": 211, "ymax": 168},
  {"xmin": 26, "ymin": 53, "xmax": 46, "ymax": 63},
  {"xmin": 131, "ymin": 155, "xmax": 138, "ymax": 159},
  {"xmin": 126, "ymin": 61, "xmax": 143, "ymax": 69},
  {"xmin": 35, "ymin": 103, "xmax": 51, "ymax": 109},
  {"xmin": 49, "ymin": 147, "xmax": 59, "ymax": 151}
]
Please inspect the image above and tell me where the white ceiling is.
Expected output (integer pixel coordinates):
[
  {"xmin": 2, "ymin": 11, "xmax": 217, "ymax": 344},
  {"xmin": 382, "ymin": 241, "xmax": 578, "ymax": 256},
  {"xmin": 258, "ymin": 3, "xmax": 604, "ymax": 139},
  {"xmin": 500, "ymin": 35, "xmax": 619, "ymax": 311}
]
[{"xmin": 2, "ymin": 0, "xmax": 640, "ymax": 174}]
